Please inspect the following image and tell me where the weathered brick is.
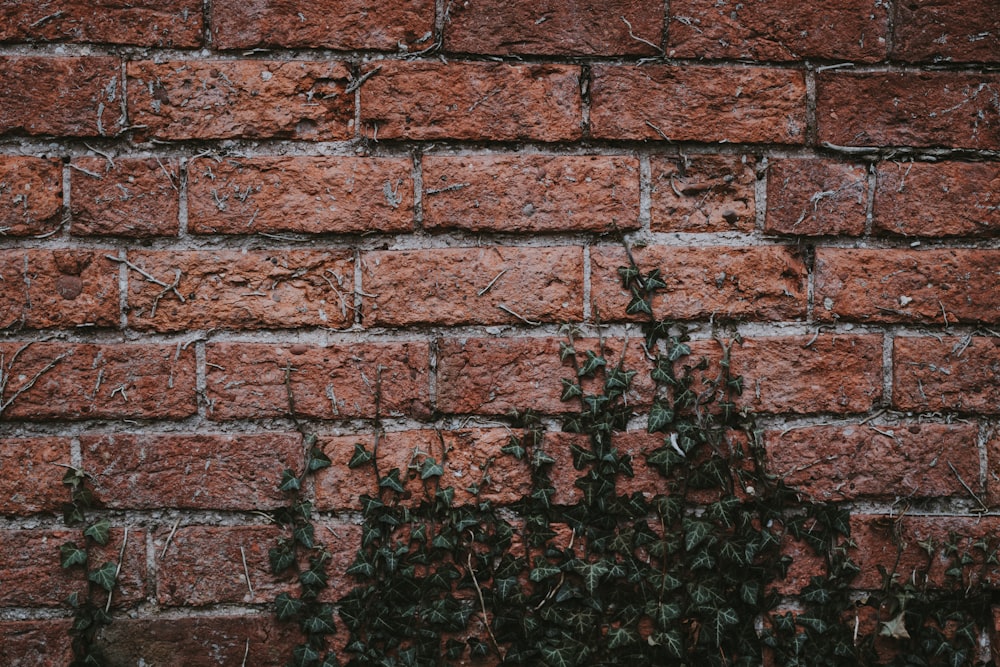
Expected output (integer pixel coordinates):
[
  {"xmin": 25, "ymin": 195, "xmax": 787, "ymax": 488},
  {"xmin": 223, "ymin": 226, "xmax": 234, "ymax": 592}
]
[
  {"xmin": 668, "ymin": 0, "xmax": 888, "ymax": 61},
  {"xmin": 80, "ymin": 433, "xmax": 302, "ymax": 510},
  {"xmin": 127, "ymin": 60, "xmax": 353, "ymax": 141},
  {"xmin": 589, "ymin": 245, "xmax": 807, "ymax": 322},
  {"xmin": 0, "ymin": 249, "xmax": 119, "ymax": 329},
  {"xmin": 815, "ymin": 248, "xmax": 1000, "ymax": 324},
  {"xmin": 435, "ymin": 337, "xmax": 653, "ymax": 416},
  {"xmin": 892, "ymin": 0, "xmax": 1000, "ymax": 63},
  {"xmin": 649, "ymin": 154, "xmax": 756, "ymax": 233},
  {"xmin": 70, "ymin": 157, "xmax": 180, "ymax": 237},
  {"xmin": 126, "ymin": 250, "xmax": 355, "ymax": 332},
  {"xmin": 0, "ymin": 0, "xmax": 202, "ymax": 46},
  {"xmin": 590, "ymin": 65, "xmax": 807, "ymax": 144},
  {"xmin": 0, "ymin": 437, "xmax": 70, "ymax": 514},
  {"xmin": 444, "ymin": 0, "xmax": 663, "ymax": 56},
  {"xmin": 0, "ymin": 528, "xmax": 145, "ymax": 607},
  {"xmin": 893, "ymin": 336, "xmax": 1000, "ymax": 413},
  {"xmin": 0, "ymin": 56, "xmax": 123, "ymax": 137},
  {"xmin": 849, "ymin": 515, "xmax": 1000, "ymax": 589},
  {"xmin": 211, "ymin": 0, "xmax": 434, "ymax": 50},
  {"xmin": 0, "ymin": 156, "xmax": 63, "ymax": 237},
  {"xmin": 816, "ymin": 71, "xmax": 1000, "ymax": 149},
  {"xmin": 764, "ymin": 158, "xmax": 868, "ymax": 236},
  {"xmin": 315, "ymin": 429, "xmax": 531, "ymax": 509},
  {"xmin": 422, "ymin": 155, "xmax": 640, "ymax": 233},
  {"xmin": 986, "ymin": 430, "xmax": 1000, "ymax": 506},
  {"xmin": 0, "ymin": 620, "xmax": 73, "ymax": 667},
  {"xmin": 205, "ymin": 342, "xmax": 431, "ymax": 421},
  {"xmin": 154, "ymin": 524, "xmax": 352, "ymax": 607},
  {"xmin": 96, "ymin": 615, "xmax": 301, "ymax": 666},
  {"xmin": 0, "ymin": 342, "xmax": 196, "ymax": 420},
  {"xmin": 768, "ymin": 422, "xmax": 979, "ymax": 502},
  {"xmin": 359, "ymin": 61, "xmax": 582, "ymax": 141},
  {"xmin": 873, "ymin": 161, "xmax": 1000, "ymax": 237},
  {"xmin": 187, "ymin": 156, "xmax": 414, "ymax": 235},
  {"xmin": 361, "ymin": 246, "xmax": 582, "ymax": 327}
]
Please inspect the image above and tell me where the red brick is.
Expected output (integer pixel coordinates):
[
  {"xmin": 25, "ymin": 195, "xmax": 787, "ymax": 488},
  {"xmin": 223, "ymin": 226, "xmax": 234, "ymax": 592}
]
[
  {"xmin": 80, "ymin": 433, "xmax": 303, "ymax": 511},
  {"xmin": 0, "ymin": 342, "xmax": 196, "ymax": 420},
  {"xmin": 650, "ymin": 154, "xmax": 756, "ymax": 233},
  {"xmin": 0, "ymin": 620, "xmax": 72, "ymax": 667},
  {"xmin": 893, "ymin": 0, "xmax": 1000, "ymax": 63},
  {"xmin": 815, "ymin": 248, "xmax": 1000, "ymax": 324},
  {"xmin": 205, "ymin": 342, "xmax": 431, "ymax": 421},
  {"xmin": 764, "ymin": 158, "xmax": 867, "ymax": 236},
  {"xmin": 768, "ymin": 422, "xmax": 979, "ymax": 502},
  {"xmin": 187, "ymin": 156, "xmax": 414, "ymax": 235},
  {"xmin": 211, "ymin": 0, "xmax": 434, "ymax": 50},
  {"xmin": 0, "ymin": 437, "xmax": 70, "ymax": 514},
  {"xmin": 96, "ymin": 615, "xmax": 301, "ymax": 666},
  {"xmin": 727, "ymin": 335, "xmax": 884, "ymax": 414},
  {"xmin": 590, "ymin": 65, "xmax": 807, "ymax": 144},
  {"xmin": 359, "ymin": 61, "xmax": 582, "ymax": 142},
  {"xmin": 0, "ymin": 57, "xmax": 123, "ymax": 137},
  {"xmin": 873, "ymin": 161, "xmax": 1000, "ymax": 237},
  {"xmin": 422, "ymin": 155, "xmax": 639, "ymax": 233},
  {"xmin": 0, "ymin": 249, "xmax": 119, "ymax": 329},
  {"xmin": 0, "ymin": 0, "xmax": 202, "ymax": 46},
  {"xmin": 668, "ymin": 0, "xmax": 888, "ymax": 61},
  {"xmin": 589, "ymin": 245, "xmax": 807, "ymax": 322},
  {"xmin": 361, "ymin": 246, "xmax": 582, "ymax": 327},
  {"xmin": 315, "ymin": 429, "xmax": 531, "ymax": 509},
  {"xmin": 0, "ymin": 156, "xmax": 63, "ymax": 237},
  {"xmin": 893, "ymin": 336, "xmax": 1000, "ymax": 413},
  {"xmin": 445, "ymin": 0, "xmax": 663, "ymax": 56},
  {"xmin": 816, "ymin": 71, "xmax": 1000, "ymax": 149},
  {"xmin": 126, "ymin": 60, "xmax": 353, "ymax": 141},
  {"xmin": 0, "ymin": 528, "xmax": 145, "ymax": 607},
  {"xmin": 126, "ymin": 250, "xmax": 355, "ymax": 332},
  {"xmin": 435, "ymin": 336, "xmax": 654, "ymax": 416},
  {"xmin": 849, "ymin": 515, "xmax": 1000, "ymax": 590},
  {"xmin": 986, "ymin": 430, "xmax": 1000, "ymax": 506},
  {"xmin": 70, "ymin": 157, "xmax": 180, "ymax": 237}
]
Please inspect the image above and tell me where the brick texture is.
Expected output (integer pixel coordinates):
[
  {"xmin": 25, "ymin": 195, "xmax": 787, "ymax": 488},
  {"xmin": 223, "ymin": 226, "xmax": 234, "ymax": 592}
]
[
  {"xmin": 70, "ymin": 157, "xmax": 180, "ymax": 237},
  {"xmin": 0, "ymin": 437, "xmax": 71, "ymax": 514},
  {"xmin": 590, "ymin": 65, "xmax": 807, "ymax": 144},
  {"xmin": 187, "ymin": 156, "xmax": 414, "ymax": 235},
  {"xmin": 892, "ymin": 0, "xmax": 1000, "ymax": 63},
  {"xmin": 0, "ymin": 156, "xmax": 63, "ymax": 237},
  {"xmin": 764, "ymin": 158, "xmax": 868, "ymax": 236},
  {"xmin": 0, "ymin": 620, "xmax": 73, "ymax": 667},
  {"xmin": 649, "ymin": 154, "xmax": 757, "ymax": 233},
  {"xmin": 893, "ymin": 336, "xmax": 1000, "ymax": 413}
]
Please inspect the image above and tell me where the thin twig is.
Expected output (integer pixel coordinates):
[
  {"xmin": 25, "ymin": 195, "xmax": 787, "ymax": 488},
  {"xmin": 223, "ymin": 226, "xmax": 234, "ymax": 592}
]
[
  {"xmin": 621, "ymin": 16, "xmax": 664, "ymax": 54},
  {"xmin": 241, "ymin": 639, "xmax": 250, "ymax": 667},
  {"xmin": 105, "ymin": 255, "xmax": 185, "ymax": 304},
  {"xmin": 345, "ymin": 65, "xmax": 382, "ymax": 94},
  {"xmin": 106, "ymin": 527, "xmax": 129, "ymax": 613},
  {"xmin": 240, "ymin": 546, "xmax": 254, "ymax": 596},
  {"xmin": 468, "ymin": 551, "xmax": 504, "ymax": 660},
  {"xmin": 160, "ymin": 518, "xmax": 181, "ymax": 558},
  {"xmin": 0, "ymin": 346, "xmax": 68, "ymax": 416},
  {"xmin": 498, "ymin": 304, "xmax": 540, "ymax": 325},
  {"xmin": 947, "ymin": 460, "xmax": 988, "ymax": 512},
  {"xmin": 477, "ymin": 269, "xmax": 507, "ymax": 296},
  {"xmin": 84, "ymin": 143, "xmax": 116, "ymax": 169}
]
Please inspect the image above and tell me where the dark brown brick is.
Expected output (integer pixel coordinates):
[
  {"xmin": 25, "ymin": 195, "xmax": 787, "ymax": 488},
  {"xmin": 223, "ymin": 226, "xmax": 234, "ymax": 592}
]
[
  {"xmin": 70, "ymin": 157, "xmax": 180, "ymax": 237},
  {"xmin": 126, "ymin": 250, "xmax": 355, "ymax": 332},
  {"xmin": 764, "ymin": 158, "xmax": 868, "ymax": 236},
  {"xmin": 590, "ymin": 245, "xmax": 807, "ymax": 322},
  {"xmin": 204, "ymin": 342, "xmax": 431, "ymax": 421},
  {"xmin": 0, "ymin": 249, "xmax": 119, "ymax": 329},
  {"xmin": 649, "ymin": 154, "xmax": 757, "ymax": 233},
  {"xmin": 893, "ymin": 336, "xmax": 1000, "ymax": 413},
  {"xmin": 80, "ymin": 433, "xmax": 303, "ymax": 510},
  {"xmin": 361, "ymin": 246, "xmax": 583, "ymax": 326},
  {"xmin": 0, "ymin": 342, "xmax": 196, "ymax": 421},
  {"xmin": 187, "ymin": 156, "xmax": 414, "ymax": 235},
  {"xmin": 0, "ymin": 620, "xmax": 73, "ymax": 667},
  {"xmin": 0, "ymin": 57, "xmax": 123, "ymax": 137},
  {"xmin": 359, "ymin": 61, "xmax": 582, "ymax": 142},
  {"xmin": 893, "ymin": 0, "xmax": 1000, "ymax": 63},
  {"xmin": 815, "ymin": 248, "xmax": 1000, "ymax": 324},
  {"xmin": 445, "ymin": 0, "xmax": 664, "ymax": 56},
  {"xmin": 873, "ymin": 161, "xmax": 1000, "ymax": 237},
  {"xmin": 816, "ymin": 71, "xmax": 1000, "ymax": 149},
  {"xmin": 668, "ymin": 0, "xmax": 889, "ymax": 61},
  {"xmin": 211, "ymin": 0, "xmax": 435, "ymax": 51},
  {"xmin": 127, "ymin": 60, "xmax": 353, "ymax": 141},
  {"xmin": 590, "ymin": 65, "xmax": 807, "ymax": 144},
  {"xmin": 0, "ymin": 156, "xmax": 63, "ymax": 237},
  {"xmin": 422, "ymin": 155, "xmax": 640, "ymax": 233}
]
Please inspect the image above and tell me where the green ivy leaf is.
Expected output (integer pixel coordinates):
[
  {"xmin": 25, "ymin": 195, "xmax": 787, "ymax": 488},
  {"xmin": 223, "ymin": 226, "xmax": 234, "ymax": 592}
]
[
  {"xmin": 529, "ymin": 562, "xmax": 561, "ymax": 582},
  {"xmin": 84, "ymin": 519, "xmax": 112, "ymax": 546},
  {"xmin": 647, "ymin": 402, "xmax": 674, "ymax": 433},
  {"xmin": 59, "ymin": 542, "xmax": 88, "ymax": 569},
  {"xmin": 578, "ymin": 351, "xmax": 606, "ymax": 378},
  {"xmin": 348, "ymin": 443, "xmax": 373, "ymax": 469},
  {"xmin": 269, "ymin": 541, "xmax": 296, "ymax": 574},
  {"xmin": 301, "ymin": 605, "xmax": 337, "ymax": 635},
  {"xmin": 88, "ymin": 561, "xmax": 118, "ymax": 592},
  {"xmin": 561, "ymin": 378, "xmax": 583, "ymax": 401},
  {"xmin": 291, "ymin": 643, "xmax": 320, "ymax": 666},
  {"xmin": 294, "ymin": 522, "xmax": 315, "ymax": 548},
  {"xmin": 574, "ymin": 560, "xmax": 610, "ymax": 594},
  {"xmin": 379, "ymin": 468, "xmax": 405, "ymax": 493},
  {"xmin": 617, "ymin": 265, "xmax": 640, "ymax": 287},
  {"xmin": 308, "ymin": 447, "xmax": 332, "ymax": 471},
  {"xmin": 683, "ymin": 518, "xmax": 712, "ymax": 552},
  {"xmin": 279, "ymin": 468, "xmax": 301, "ymax": 492},
  {"xmin": 274, "ymin": 592, "xmax": 304, "ymax": 620},
  {"xmin": 626, "ymin": 289, "xmax": 653, "ymax": 316},
  {"xmin": 419, "ymin": 458, "xmax": 444, "ymax": 480}
]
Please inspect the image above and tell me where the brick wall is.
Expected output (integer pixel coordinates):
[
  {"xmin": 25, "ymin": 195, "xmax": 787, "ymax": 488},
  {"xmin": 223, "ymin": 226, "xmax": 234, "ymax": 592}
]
[{"xmin": 0, "ymin": 0, "xmax": 998, "ymax": 664}]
